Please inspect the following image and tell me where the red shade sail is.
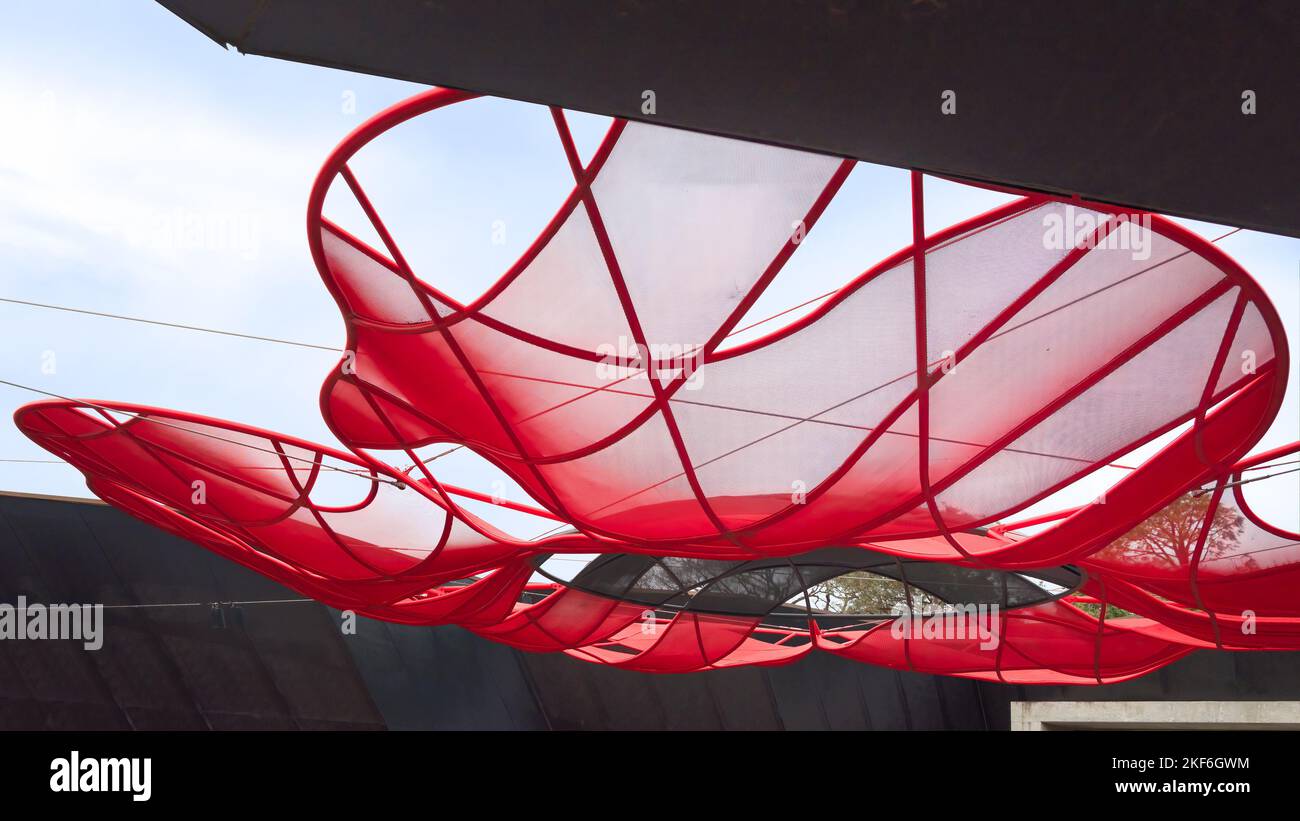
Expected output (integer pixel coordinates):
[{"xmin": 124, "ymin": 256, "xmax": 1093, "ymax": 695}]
[
  {"xmin": 13, "ymin": 88, "xmax": 1293, "ymax": 684},
  {"xmin": 309, "ymin": 89, "xmax": 1286, "ymax": 558}
]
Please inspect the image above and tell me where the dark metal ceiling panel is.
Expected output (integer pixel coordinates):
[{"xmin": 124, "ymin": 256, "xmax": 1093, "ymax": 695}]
[{"xmin": 156, "ymin": 0, "xmax": 1300, "ymax": 237}]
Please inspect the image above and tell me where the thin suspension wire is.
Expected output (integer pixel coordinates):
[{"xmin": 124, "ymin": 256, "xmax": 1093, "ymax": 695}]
[
  {"xmin": 725, "ymin": 288, "xmax": 837, "ymax": 338},
  {"xmin": 399, "ymin": 445, "xmax": 463, "ymax": 472},
  {"xmin": 100, "ymin": 598, "xmax": 314, "ymax": 610},
  {"xmin": 0, "ymin": 224, "xmax": 1243, "ymax": 356},
  {"xmin": 531, "ymin": 522, "xmax": 573, "ymax": 541},
  {"xmin": 720, "ymin": 226, "xmax": 1243, "ymax": 340},
  {"xmin": 0, "ymin": 297, "xmax": 342, "ymax": 352},
  {"xmin": 1210, "ymin": 465, "xmax": 1300, "ymax": 492}
]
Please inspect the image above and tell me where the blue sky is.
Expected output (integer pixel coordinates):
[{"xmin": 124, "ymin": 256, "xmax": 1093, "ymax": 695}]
[{"xmin": 0, "ymin": 1, "xmax": 1294, "ymax": 537}]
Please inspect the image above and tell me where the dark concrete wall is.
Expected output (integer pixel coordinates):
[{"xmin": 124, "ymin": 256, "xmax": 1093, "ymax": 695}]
[
  {"xmin": 5, "ymin": 492, "xmax": 1295, "ymax": 730},
  {"xmin": 0, "ymin": 492, "xmax": 986, "ymax": 730},
  {"xmin": 0, "ymin": 493, "xmax": 385, "ymax": 729},
  {"xmin": 517, "ymin": 646, "xmax": 988, "ymax": 730},
  {"xmin": 342, "ymin": 618, "xmax": 548, "ymax": 730}
]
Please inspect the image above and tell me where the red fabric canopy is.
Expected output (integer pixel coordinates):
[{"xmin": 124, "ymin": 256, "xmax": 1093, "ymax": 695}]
[{"xmin": 14, "ymin": 88, "xmax": 1293, "ymax": 684}]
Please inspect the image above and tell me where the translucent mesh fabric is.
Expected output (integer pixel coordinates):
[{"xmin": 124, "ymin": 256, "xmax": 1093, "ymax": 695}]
[
  {"xmin": 311, "ymin": 91, "xmax": 1284, "ymax": 556},
  {"xmin": 1080, "ymin": 444, "xmax": 1300, "ymax": 648},
  {"xmin": 587, "ymin": 121, "xmax": 844, "ymax": 350},
  {"xmin": 479, "ymin": 205, "xmax": 634, "ymax": 352},
  {"xmin": 819, "ymin": 601, "xmax": 1197, "ymax": 685},
  {"xmin": 14, "ymin": 88, "xmax": 1294, "ymax": 685},
  {"xmin": 14, "ymin": 401, "xmax": 534, "ymax": 607},
  {"xmin": 931, "ymin": 289, "xmax": 1243, "ymax": 528}
]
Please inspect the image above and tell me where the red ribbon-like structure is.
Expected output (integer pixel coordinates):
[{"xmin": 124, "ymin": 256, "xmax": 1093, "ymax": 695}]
[{"xmin": 16, "ymin": 89, "xmax": 1296, "ymax": 684}]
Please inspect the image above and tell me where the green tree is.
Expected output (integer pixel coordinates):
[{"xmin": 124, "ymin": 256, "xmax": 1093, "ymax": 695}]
[{"xmin": 1096, "ymin": 492, "xmax": 1247, "ymax": 571}]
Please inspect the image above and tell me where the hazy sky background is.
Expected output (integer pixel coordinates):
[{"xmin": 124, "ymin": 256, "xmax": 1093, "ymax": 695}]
[{"xmin": 0, "ymin": 1, "xmax": 1294, "ymax": 541}]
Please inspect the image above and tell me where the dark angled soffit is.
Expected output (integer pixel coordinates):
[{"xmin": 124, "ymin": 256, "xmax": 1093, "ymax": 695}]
[{"xmin": 155, "ymin": 0, "xmax": 1300, "ymax": 238}]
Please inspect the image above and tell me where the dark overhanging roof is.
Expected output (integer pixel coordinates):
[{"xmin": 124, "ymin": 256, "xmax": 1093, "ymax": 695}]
[{"xmin": 155, "ymin": 0, "xmax": 1300, "ymax": 238}]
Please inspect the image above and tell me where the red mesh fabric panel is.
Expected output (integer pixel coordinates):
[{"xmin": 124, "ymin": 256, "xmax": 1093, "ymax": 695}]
[
  {"xmin": 818, "ymin": 602, "xmax": 1198, "ymax": 685},
  {"xmin": 12, "ymin": 400, "xmax": 558, "ymax": 623}
]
